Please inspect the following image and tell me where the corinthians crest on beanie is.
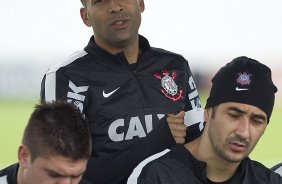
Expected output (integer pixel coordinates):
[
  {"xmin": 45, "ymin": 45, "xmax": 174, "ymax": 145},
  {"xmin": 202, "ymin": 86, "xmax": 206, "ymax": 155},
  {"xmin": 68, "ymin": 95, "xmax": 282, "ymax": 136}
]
[{"xmin": 205, "ymin": 56, "xmax": 277, "ymax": 122}]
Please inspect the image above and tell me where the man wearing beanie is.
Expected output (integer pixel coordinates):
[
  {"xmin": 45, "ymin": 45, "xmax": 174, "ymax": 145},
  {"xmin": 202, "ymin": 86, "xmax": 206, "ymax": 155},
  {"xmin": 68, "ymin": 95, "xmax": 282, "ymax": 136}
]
[{"xmin": 137, "ymin": 56, "xmax": 282, "ymax": 184}]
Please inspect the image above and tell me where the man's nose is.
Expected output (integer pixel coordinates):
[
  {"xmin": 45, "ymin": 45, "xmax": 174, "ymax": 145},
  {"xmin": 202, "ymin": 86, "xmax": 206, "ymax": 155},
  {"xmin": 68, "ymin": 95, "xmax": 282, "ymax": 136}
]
[
  {"xmin": 109, "ymin": 0, "xmax": 123, "ymax": 13},
  {"xmin": 59, "ymin": 177, "xmax": 72, "ymax": 184},
  {"xmin": 235, "ymin": 118, "xmax": 250, "ymax": 139}
]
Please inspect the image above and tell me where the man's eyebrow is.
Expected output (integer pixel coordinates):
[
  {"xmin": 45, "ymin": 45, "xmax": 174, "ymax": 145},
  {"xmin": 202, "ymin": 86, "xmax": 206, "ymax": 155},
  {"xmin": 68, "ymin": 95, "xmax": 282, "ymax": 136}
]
[
  {"xmin": 226, "ymin": 106, "xmax": 246, "ymax": 114},
  {"xmin": 44, "ymin": 168, "xmax": 84, "ymax": 178},
  {"xmin": 227, "ymin": 106, "xmax": 267, "ymax": 121},
  {"xmin": 44, "ymin": 168, "xmax": 64, "ymax": 177}
]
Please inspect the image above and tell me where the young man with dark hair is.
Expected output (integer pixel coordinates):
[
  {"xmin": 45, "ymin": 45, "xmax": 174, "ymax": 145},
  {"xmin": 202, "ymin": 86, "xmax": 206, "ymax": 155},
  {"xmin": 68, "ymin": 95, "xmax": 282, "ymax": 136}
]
[
  {"xmin": 0, "ymin": 101, "xmax": 92, "ymax": 184},
  {"xmin": 138, "ymin": 56, "xmax": 282, "ymax": 183},
  {"xmin": 40, "ymin": 0, "xmax": 203, "ymax": 183}
]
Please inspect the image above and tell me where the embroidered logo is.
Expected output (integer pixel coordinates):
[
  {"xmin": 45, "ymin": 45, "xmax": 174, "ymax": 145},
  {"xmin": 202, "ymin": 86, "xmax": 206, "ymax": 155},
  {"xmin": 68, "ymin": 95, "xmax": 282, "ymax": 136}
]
[
  {"xmin": 154, "ymin": 70, "xmax": 183, "ymax": 102},
  {"xmin": 237, "ymin": 72, "xmax": 252, "ymax": 85},
  {"xmin": 103, "ymin": 87, "xmax": 120, "ymax": 98}
]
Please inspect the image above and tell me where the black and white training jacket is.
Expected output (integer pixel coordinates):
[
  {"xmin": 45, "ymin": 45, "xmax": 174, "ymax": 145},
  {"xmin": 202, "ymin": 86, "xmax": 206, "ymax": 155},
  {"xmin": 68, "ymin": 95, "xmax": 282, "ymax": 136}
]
[
  {"xmin": 0, "ymin": 164, "xmax": 18, "ymax": 184},
  {"xmin": 138, "ymin": 144, "xmax": 282, "ymax": 184},
  {"xmin": 41, "ymin": 35, "xmax": 203, "ymax": 184}
]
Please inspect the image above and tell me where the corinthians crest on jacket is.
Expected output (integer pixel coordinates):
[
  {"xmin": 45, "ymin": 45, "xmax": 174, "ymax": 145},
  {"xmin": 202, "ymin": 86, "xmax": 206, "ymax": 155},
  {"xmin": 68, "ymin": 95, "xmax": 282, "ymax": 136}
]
[{"xmin": 154, "ymin": 70, "xmax": 183, "ymax": 102}]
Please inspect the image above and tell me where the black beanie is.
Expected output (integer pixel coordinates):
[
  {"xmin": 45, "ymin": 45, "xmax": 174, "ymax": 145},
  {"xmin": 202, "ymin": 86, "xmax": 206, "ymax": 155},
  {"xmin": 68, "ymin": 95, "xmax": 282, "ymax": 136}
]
[{"xmin": 205, "ymin": 56, "xmax": 277, "ymax": 122}]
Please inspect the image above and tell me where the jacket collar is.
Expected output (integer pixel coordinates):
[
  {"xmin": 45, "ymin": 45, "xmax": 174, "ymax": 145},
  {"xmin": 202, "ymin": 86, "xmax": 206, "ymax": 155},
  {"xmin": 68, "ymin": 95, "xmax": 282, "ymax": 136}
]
[
  {"xmin": 174, "ymin": 145, "xmax": 249, "ymax": 183},
  {"xmin": 84, "ymin": 34, "xmax": 151, "ymax": 60}
]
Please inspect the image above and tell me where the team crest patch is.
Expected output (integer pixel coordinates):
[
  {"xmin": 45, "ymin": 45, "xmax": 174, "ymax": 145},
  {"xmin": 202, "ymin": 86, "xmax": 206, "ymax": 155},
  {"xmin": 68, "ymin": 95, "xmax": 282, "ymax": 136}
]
[
  {"xmin": 154, "ymin": 70, "xmax": 183, "ymax": 102},
  {"xmin": 237, "ymin": 72, "xmax": 252, "ymax": 85}
]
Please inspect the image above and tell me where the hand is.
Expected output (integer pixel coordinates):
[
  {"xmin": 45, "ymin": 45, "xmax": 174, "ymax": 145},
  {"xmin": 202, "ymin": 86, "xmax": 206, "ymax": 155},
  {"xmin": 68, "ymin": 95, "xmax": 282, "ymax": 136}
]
[{"xmin": 167, "ymin": 111, "xmax": 186, "ymax": 144}]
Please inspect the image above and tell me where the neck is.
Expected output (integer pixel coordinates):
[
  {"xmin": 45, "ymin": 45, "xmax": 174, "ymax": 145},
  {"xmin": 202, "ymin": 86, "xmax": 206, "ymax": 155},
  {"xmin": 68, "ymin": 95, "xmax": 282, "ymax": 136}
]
[
  {"xmin": 122, "ymin": 42, "xmax": 140, "ymax": 64},
  {"xmin": 185, "ymin": 132, "xmax": 240, "ymax": 182},
  {"xmin": 17, "ymin": 166, "xmax": 24, "ymax": 184},
  {"xmin": 205, "ymin": 160, "xmax": 239, "ymax": 182},
  {"xmin": 95, "ymin": 35, "xmax": 140, "ymax": 64}
]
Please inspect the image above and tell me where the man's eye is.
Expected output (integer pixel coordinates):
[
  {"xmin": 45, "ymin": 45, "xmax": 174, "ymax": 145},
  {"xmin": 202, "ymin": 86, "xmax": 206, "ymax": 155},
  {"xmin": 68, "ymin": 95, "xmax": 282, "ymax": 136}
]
[
  {"xmin": 252, "ymin": 118, "xmax": 264, "ymax": 125},
  {"xmin": 228, "ymin": 113, "xmax": 240, "ymax": 119},
  {"xmin": 93, "ymin": 0, "xmax": 103, "ymax": 4},
  {"xmin": 48, "ymin": 172, "xmax": 61, "ymax": 178}
]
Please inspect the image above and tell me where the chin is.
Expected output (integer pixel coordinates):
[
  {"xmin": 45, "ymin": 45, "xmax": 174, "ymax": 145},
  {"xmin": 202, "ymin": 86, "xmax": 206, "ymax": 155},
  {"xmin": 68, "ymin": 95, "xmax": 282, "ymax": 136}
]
[
  {"xmin": 113, "ymin": 33, "xmax": 135, "ymax": 42},
  {"xmin": 225, "ymin": 153, "xmax": 246, "ymax": 163}
]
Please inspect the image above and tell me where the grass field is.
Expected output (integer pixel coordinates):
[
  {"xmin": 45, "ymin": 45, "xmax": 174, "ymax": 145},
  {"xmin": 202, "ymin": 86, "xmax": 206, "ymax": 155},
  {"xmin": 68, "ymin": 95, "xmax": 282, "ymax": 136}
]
[
  {"xmin": 0, "ymin": 98, "xmax": 39, "ymax": 169},
  {"xmin": 0, "ymin": 97, "xmax": 281, "ymax": 169}
]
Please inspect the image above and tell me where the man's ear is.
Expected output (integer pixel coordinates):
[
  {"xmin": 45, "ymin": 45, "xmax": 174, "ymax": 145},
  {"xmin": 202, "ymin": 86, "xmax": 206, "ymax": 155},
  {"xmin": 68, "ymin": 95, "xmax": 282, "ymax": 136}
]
[
  {"xmin": 204, "ymin": 109, "xmax": 210, "ymax": 123},
  {"xmin": 80, "ymin": 8, "xmax": 92, "ymax": 27},
  {"xmin": 139, "ymin": 0, "xmax": 145, "ymax": 13},
  {"xmin": 18, "ymin": 145, "xmax": 29, "ymax": 168}
]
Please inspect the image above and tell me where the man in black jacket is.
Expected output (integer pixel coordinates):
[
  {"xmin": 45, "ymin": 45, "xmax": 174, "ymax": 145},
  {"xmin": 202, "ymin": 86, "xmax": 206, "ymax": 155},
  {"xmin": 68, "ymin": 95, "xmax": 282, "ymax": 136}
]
[
  {"xmin": 138, "ymin": 56, "xmax": 282, "ymax": 183},
  {"xmin": 40, "ymin": 0, "xmax": 203, "ymax": 183},
  {"xmin": 0, "ymin": 101, "xmax": 92, "ymax": 184}
]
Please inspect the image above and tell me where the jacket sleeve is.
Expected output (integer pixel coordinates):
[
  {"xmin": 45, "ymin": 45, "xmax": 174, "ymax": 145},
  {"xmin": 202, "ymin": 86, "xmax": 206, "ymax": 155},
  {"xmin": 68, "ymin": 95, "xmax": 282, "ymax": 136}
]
[
  {"xmin": 182, "ymin": 59, "xmax": 205, "ymax": 142},
  {"xmin": 137, "ymin": 159, "xmax": 167, "ymax": 184},
  {"xmin": 40, "ymin": 75, "xmax": 46, "ymax": 100},
  {"xmin": 183, "ymin": 59, "xmax": 202, "ymax": 111},
  {"xmin": 138, "ymin": 177, "xmax": 155, "ymax": 184},
  {"xmin": 40, "ymin": 68, "xmax": 70, "ymax": 102}
]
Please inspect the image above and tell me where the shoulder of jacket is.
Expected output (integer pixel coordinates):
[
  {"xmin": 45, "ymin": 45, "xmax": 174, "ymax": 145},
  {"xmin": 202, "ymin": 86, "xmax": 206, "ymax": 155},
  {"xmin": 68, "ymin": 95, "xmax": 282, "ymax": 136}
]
[
  {"xmin": 46, "ymin": 50, "xmax": 88, "ymax": 75},
  {"xmin": 150, "ymin": 47, "xmax": 184, "ymax": 59}
]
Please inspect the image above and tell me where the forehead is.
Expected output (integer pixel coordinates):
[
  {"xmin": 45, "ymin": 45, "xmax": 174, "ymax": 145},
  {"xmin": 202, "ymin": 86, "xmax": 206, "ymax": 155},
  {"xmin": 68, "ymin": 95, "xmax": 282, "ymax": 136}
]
[
  {"xmin": 218, "ymin": 102, "xmax": 267, "ymax": 117},
  {"xmin": 33, "ymin": 155, "xmax": 87, "ymax": 175}
]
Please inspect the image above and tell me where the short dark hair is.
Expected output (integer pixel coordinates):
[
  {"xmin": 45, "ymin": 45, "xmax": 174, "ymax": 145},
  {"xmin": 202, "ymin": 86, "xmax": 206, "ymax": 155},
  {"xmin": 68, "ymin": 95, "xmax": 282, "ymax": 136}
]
[
  {"xmin": 210, "ymin": 106, "xmax": 218, "ymax": 119},
  {"xmin": 81, "ymin": 0, "xmax": 86, "ymax": 7},
  {"xmin": 22, "ymin": 101, "xmax": 91, "ymax": 162}
]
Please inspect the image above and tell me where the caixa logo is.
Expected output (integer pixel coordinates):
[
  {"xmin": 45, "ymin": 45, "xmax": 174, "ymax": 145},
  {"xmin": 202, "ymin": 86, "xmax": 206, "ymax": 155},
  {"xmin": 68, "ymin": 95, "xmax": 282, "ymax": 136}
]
[
  {"xmin": 67, "ymin": 80, "xmax": 89, "ymax": 112},
  {"xmin": 108, "ymin": 114, "xmax": 165, "ymax": 142}
]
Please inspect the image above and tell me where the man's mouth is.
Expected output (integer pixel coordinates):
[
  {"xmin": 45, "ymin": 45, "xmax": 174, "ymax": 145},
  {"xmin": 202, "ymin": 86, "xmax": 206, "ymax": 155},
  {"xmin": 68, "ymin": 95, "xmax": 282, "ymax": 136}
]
[
  {"xmin": 229, "ymin": 142, "xmax": 246, "ymax": 152},
  {"xmin": 111, "ymin": 19, "xmax": 129, "ymax": 29}
]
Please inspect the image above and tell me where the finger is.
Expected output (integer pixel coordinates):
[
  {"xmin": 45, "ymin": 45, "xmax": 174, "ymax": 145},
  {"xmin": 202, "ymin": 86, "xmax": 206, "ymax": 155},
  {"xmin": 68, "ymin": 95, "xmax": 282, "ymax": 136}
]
[
  {"xmin": 174, "ymin": 137, "xmax": 185, "ymax": 144},
  {"xmin": 167, "ymin": 113, "xmax": 174, "ymax": 117},
  {"xmin": 175, "ymin": 111, "xmax": 185, "ymax": 118},
  {"xmin": 167, "ymin": 116, "xmax": 185, "ymax": 125},
  {"xmin": 168, "ymin": 123, "xmax": 187, "ymax": 131},
  {"xmin": 167, "ymin": 111, "xmax": 185, "ymax": 118},
  {"xmin": 171, "ymin": 130, "xmax": 186, "ymax": 138}
]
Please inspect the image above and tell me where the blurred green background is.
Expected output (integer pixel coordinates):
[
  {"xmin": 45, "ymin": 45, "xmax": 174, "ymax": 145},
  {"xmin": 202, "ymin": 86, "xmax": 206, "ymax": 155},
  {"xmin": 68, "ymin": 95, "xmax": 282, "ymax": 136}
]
[
  {"xmin": 0, "ymin": 98, "xmax": 39, "ymax": 169},
  {"xmin": 1, "ymin": 95, "xmax": 281, "ymax": 169}
]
